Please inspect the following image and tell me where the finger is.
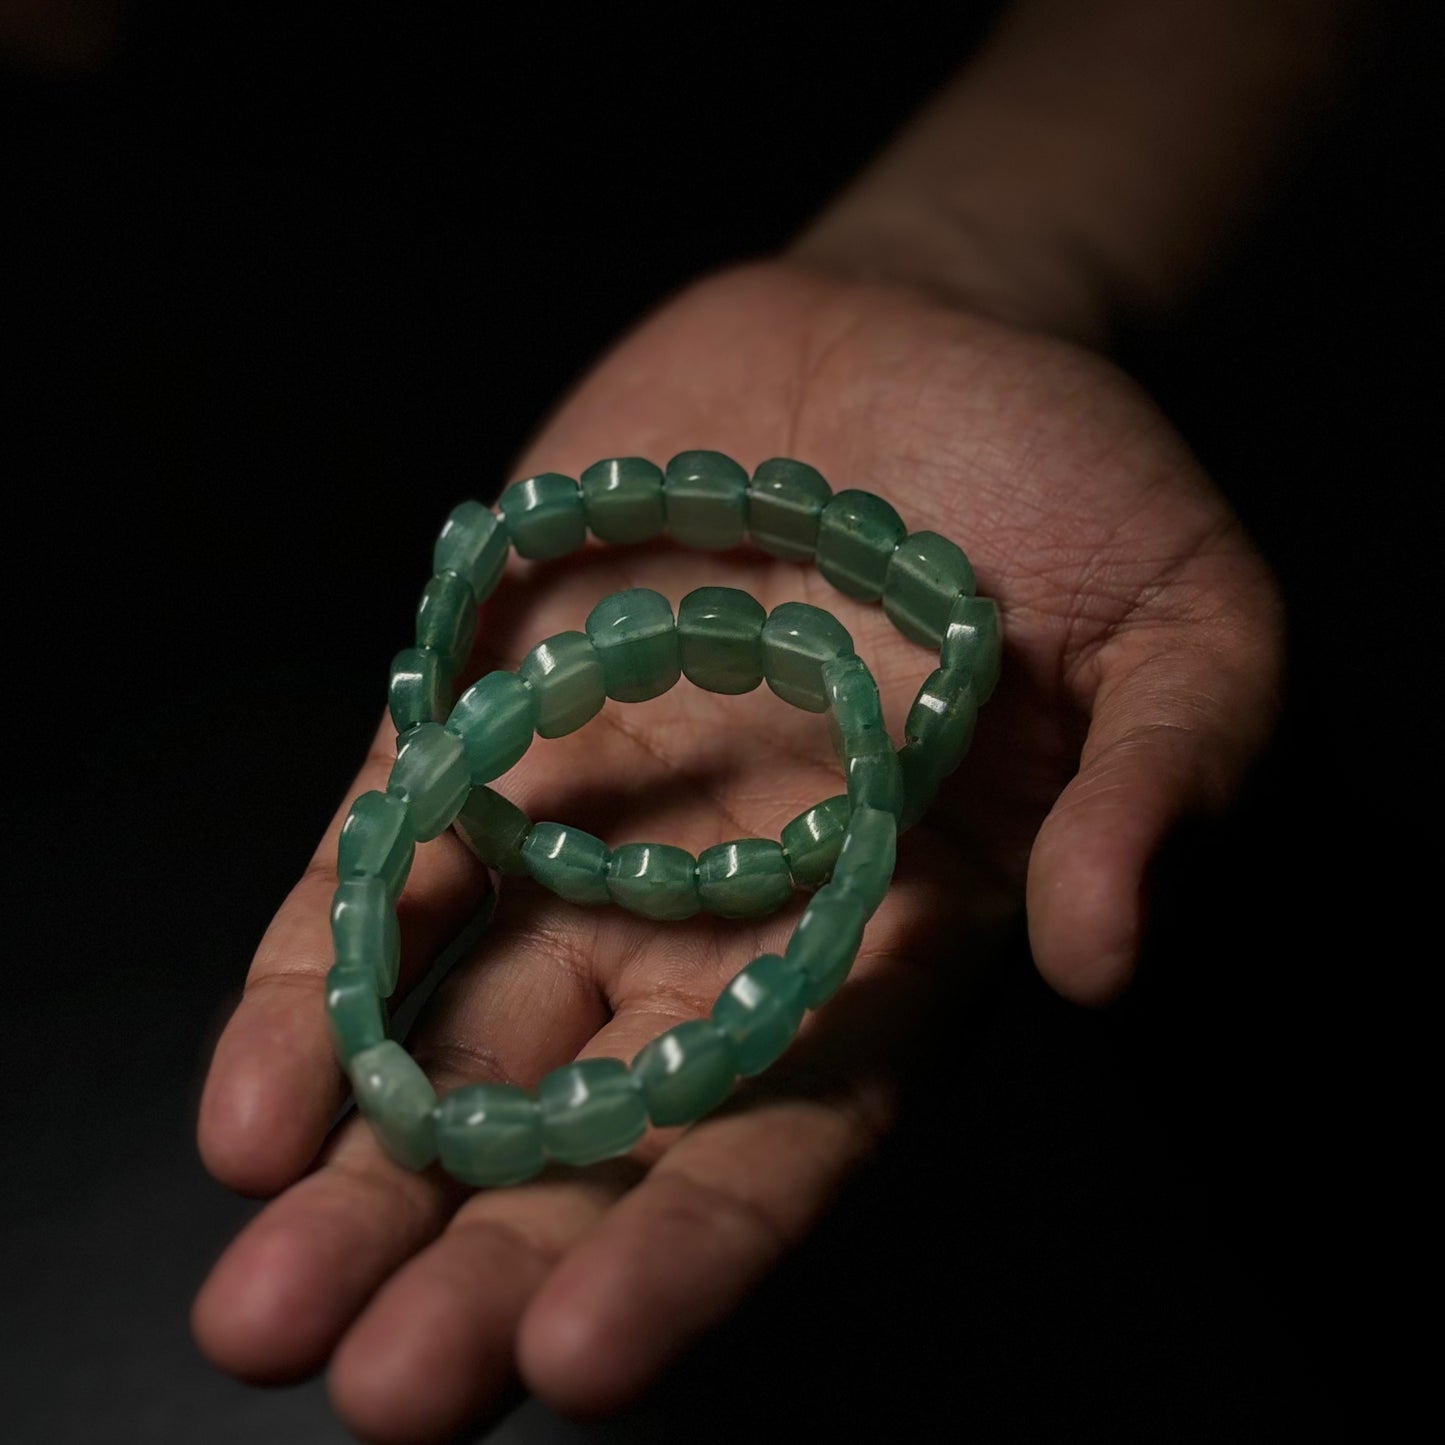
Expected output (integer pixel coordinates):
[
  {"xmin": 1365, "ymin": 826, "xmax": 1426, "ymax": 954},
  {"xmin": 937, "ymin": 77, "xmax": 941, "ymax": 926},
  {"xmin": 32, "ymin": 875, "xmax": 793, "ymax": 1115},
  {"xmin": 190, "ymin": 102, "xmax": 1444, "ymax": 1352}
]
[{"xmin": 1028, "ymin": 598, "xmax": 1283, "ymax": 1003}]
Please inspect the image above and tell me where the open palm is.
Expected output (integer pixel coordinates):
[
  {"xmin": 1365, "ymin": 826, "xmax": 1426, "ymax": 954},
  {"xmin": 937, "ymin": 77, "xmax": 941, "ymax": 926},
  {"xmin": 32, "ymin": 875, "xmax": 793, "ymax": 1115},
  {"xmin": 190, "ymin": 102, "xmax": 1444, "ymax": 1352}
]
[{"xmin": 194, "ymin": 261, "xmax": 1281, "ymax": 1441}]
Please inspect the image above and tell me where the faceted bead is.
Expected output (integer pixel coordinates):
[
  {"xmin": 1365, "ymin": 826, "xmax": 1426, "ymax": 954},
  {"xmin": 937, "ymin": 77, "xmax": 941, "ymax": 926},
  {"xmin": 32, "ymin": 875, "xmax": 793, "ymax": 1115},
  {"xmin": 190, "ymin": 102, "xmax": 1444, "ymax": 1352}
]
[
  {"xmin": 677, "ymin": 586, "xmax": 766, "ymax": 694},
  {"xmin": 941, "ymin": 595, "xmax": 1002, "ymax": 703},
  {"xmin": 519, "ymin": 630, "xmax": 606, "ymax": 738},
  {"xmin": 338, "ymin": 790, "xmax": 415, "ymax": 899},
  {"xmin": 585, "ymin": 587, "xmax": 681, "ymax": 703},
  {"xmin": 522, "ymin": 822, "xmax": 611, "ymax": 905},
  {"xmin": 844, "ymin": 734, "xmax": 904, "ymax": 822},
  {"xmin": 906, "ymin": 667, "xmax": 978, "ymax": 779},
  {"xmin": 712, "ymin": 954, "xmax": 806, "ymax": 1076},
  {"xmin": 697, "ymin": 838, "xmax": 793, "ymax": 918},
  {"xmin": 389, "ymin": 645, "xmax": 449, "ymax": 733},
  {"xmin": 388, "ymin": 722, "xmax": 470, "ymax": 840},
  {"xmin": 331, "ymin": 876, "xmax": 400, "ymax": 996},
  {"xmin": 823, "ymin": 653, "xmax": 884, "ymax": 759},
  {"xmin": 663, "ymin": 450, "xmax": 749, "ymax": 551},
  {"xmin": 580, "ymin": 457, "xmax": 666, "ymax": 545},
  {"xmin": 539, "ymin": 1058, "xmax": 647, "ymax": 1166},
  {"xmin": 498, "ymin": 472, "xmax": 587, "ymax": 561},
  {"xmin": 761, "ymin": 601, "xmax": 855, "ymax": 712},
  {"xmin": 325, "ymin": 962, "xmax": 387, "ymax": 1060},
  {"xmin": 447, "ymin": 671, "xmax": 537, "ymax": 783},
  {"xmin": 831, "ymin": 805, "xmax": 897, "ymax": 917},
  {"xmin": 781, "ymin": 793, "xmax": 851, "ymax": 888},
  {"xmin": 606, "ymin": 842, "xmax": 701, "ymax": 920},
  {"xmin": 436, "ymin": 1082, "xmax": 544, "ymax": 1187},
  {"xmin": 415, "ymin": 571, "xmax": 477, "ymax": 675},
  {"xmin": 452, "ymin": 786, "xmax": 532, "ymax": 875},
  {"xmin": 785, "ymin": 884, "xmax": 869, "ymax": 1007},
  {"xmin": 883, "ymin": 530, "xmax": 976, "ymax": 647},
  {"xmin": 816, "ymin": 489, "xmax": 906, "ymax": 600},
  {"xmin": 747, "ymin": 457, "xmax": 831, "ymax": 560},
  {"xmin": 433, "ymin": 500, "xmax": 510, "ymax": 602},
  {"xmin": 632, "ymin": 1019, "xmax": 737, "ymax": 1127},
  {"xmin": 348, "ymin": 1040, "xmax": 437, "ymax": 1170}
]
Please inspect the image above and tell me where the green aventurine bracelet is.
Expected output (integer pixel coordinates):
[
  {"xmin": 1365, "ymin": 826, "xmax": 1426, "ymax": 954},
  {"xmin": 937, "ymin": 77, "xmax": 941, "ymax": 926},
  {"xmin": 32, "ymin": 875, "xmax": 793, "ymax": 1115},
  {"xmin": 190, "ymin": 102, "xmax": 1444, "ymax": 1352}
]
[{"xmin": 326, "ymin": 452, "xmax": 1001, "ymax": 1185}]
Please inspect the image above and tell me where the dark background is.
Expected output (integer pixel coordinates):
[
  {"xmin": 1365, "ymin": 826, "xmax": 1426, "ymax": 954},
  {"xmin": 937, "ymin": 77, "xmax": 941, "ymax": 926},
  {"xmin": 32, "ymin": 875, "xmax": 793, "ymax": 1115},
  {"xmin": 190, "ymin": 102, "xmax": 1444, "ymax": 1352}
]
[{"xmin": 3, "ymin": 3, "xmax": 1433, "ymax": 1441}]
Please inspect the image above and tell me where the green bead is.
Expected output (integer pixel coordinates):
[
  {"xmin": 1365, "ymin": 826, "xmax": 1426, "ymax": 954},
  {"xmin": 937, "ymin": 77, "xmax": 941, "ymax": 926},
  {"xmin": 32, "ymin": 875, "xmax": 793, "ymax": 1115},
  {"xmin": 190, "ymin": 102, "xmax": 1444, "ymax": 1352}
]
[
  {"xmin": 823, "ymin": 653, "xmax": 884, "ymax": 759},
  {"xmin": 632, "ymin": 1019, "xmax": 737, "ymax": 1127},
  {"xmin": 831, "ymin": 805, "xmax": 897, "ymax": 917},
  {"xmin": 447, "ymin": 670, "xmax": 537, "ymax": 783},
  {"xmin": 677, "ymin": 586, "xmax": 766, "ymax": 694},
  {"xmin": 580, "ymin": 457, "xmax": 665, "ymax": 544},
  {"xmin": 747, "ymin": 457, "xmax": 831, "ymax": 560},
  {"xmin": 519, "ymin": 630, "xmax": 606, "ymax": 738},
  {"xmin": 522, "ymin": 822, "xmax": 611, "ymax": 904},
  {"xmin": 415, "ymin": 571, "xmax": 478, "ymax": 675},
  {"xmin": 452, "ymin": 786, "xmax": 532, "ymax": 875},
  {"xmin": 785, "ymin": 885, "xmax": 869, "ymax": 1007},
  {"xmin": 781, "ymin": 793, "xmax": 851, "ymax": 888},
  {"xmin": 761, "ymin": 601, "xmax": 855, "ymax": 712},
  {"xmin": 844, "ymin": 734, "xmax": 904, "ymax": 822},
  {"xmin": 433, "ymin": 500, "xmax": 510, "ymax": 602},
  {"xmin": 498, "ymin": 472, "xmax": 587, "ymax": 560},
  {"xmin": 696, "ymin": 838, "xmax": 793, "ymax": 918},
  {"xmin": 539, "ymin": 1058, "xmax": 647, "ymax": 1166},
  {"xmin": 816, "ymin": 489, "xmax": 906, "ymax": 600},
  {"xmin": 883, "ymin": 530, "xmax": 976, "ymax": 647},
  {"xmin": 606, "ymin": 842, "xmax": 701, "ymax": 920},
  {"xmin": 712, "ymin": 954, "xmax": 806, "ymax": 1076},
  {"xmin": 663, "ymin": 450, "xmax": 749, "ymax": 551},
  {"xmin": 388, "ymin": 722, "xmax": 470, "ymax": 841},
  {"xmin": 348, "ymin": 1040, "xmax": 437, "ymax": 1170},
  {"xmin": 585, "ymin": 587, "xmax": 681, "ymax": 703},
  {"xmin": 898, "ymin": 740, "xmax": 944, "ymax": 832},
  {"xmin": 906, "ymin": 667, "xmax": 978, "ymax": 779},
  {"xmin": 389, "ymin": 645, "xmax": 449, "ymax": 733},
  {"xmin": 941, "ymin": 595, "xmax": 1002, "ymax": 702},
  {"xmin": 338, "ymin": 790, "xmax": 415, "ymax": 899},
  {"xmin": 330, "ymin": 877, "xmax": 400, "ymax": 996},
  {"xmin": 325, "ymin": 962, "xmax": 387, "ymax": 1060},
  {"xmin": 436, "ymin": 1082, "xmax": 544, "ymax": 1186}
]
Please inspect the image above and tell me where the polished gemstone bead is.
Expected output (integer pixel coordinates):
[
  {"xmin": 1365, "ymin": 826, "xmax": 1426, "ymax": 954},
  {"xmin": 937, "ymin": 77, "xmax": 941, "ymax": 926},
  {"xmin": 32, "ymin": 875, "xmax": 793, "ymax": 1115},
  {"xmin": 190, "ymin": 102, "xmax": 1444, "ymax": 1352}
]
[
  {"xmin": 785, "ymin": 885, "xmax": 869, "ymax": 1007},
  {"xmin": 519, "ymin": 630, "xmax": 606, "ymax": 738},
  {"xmin": 433, "ymin": 500, "xmax": 510, "ymax": 602},
  {"xmin": 747, "ymin": 457, "xmax": 831, "ymax": 560},
  {"xmin": 883, "ymin": 530, "xmax": 976, "ymax": 647},
  {"xmin": 585, "ymin": 587, "xmax": 681, "ymax": 703},
  {"xmin": 898, "ymin": 741, "xmax": 944, "ymax": 832},
  {"xmin": 436, "ymin": 1082, "xmax": 544, "ymax": 1186},
  {"xmin": 580, "ymin": 457, "xmax": 665, "ymax": 544},
  {"xmin": 338, "ymin": 790, "xmax": 415, "ymax": 899},
  {"xmin": 781, "ymin": 793, "xmax": 851, "ymax": 888},
  {"xmin": 452, "ymin": 786, "xmax": 532, "ymax": 875},
  {"xmin": 415, "ymin": 570, "xmax": 477, "ymax": 675},
  {"xmin": 941, "ymin": 595, "xmax": 1002, "ymax": 702},
  {"xmin": 831, "ymin": 805, "xmax": 897, "ymax": 917},
  {"xmin": 697, "ymin": 838, "xmax": 793, "ymax": 918},
  {"xmin": 606, "ymin": 842, "xmax": 701, "ymax": 920},
  {"xmin": 498, "ymin": 472, "xmax": 587, "ymax": 560},
  {"xmin": 632, "ymin": 1019, "xmax": 737, "ymax": 1127},
  {"xmin": 522, "ymin": 822, "xmax": 611, "ymax": 904},
  {"xmin": 388, "ymin": 722, "xmax": 470, "ymax": 841},
  {"xmin": 330, "ymin": 877, "xmax": 400, "ymax": 995},
  {"xmin": 677, "ymin": 586, "xmax": 766, "ymax": 694},
  {"xmin": 761, "ymin": 601, "xmax": 855, "ymax": 712},
  {"xmin": 663, "ymin": 450, "xmax": 749, "ymax": 551},
  {"xmin": 348, "ymin": 1041, "xmax": 437, "ymax": 1170},
  {"xmin": 447, "ymin": 670, "xmax": 537, "ymax": 783},
  {"xmin": 816, "ymin": 489, "xmax": 906, "ymax": 600},
  {"xmin": 539, "ymin": 1058, "xmax": 647, "ymax": 1166},
  {"xmin": 823, "ymin": 653, "xmax": 884, "ymax": 759},
  {"xmin": 389, "ymin": 645, "xmax": 449, "ymax": 733},
  {"xmin": 844, "ymin": 734, "xmax": 905, "ymax": 822},
  {"xmin": 906, "ymin": 667, "xmax": 978, "ymax": 779},
  {"xmin": 325, "ymin": 963, "xmax": 387, "ymax": 1059},
  {"xmin": 713, "ymin": 954, "xmax": 806, "ymax": 1075}
]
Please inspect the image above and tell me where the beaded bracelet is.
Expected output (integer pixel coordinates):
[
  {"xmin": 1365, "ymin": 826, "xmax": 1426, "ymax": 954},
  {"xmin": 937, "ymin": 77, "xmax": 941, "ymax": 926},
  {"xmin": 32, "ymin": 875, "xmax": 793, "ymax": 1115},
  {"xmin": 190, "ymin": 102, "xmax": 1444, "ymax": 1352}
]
[{"xmin": 325, "ymin": 452, "xmax": 1001, "ymax": 1184}]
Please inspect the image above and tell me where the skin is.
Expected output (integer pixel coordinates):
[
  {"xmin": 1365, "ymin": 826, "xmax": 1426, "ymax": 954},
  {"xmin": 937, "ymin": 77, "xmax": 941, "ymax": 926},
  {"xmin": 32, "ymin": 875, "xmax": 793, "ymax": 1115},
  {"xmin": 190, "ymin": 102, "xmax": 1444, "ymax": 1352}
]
[{"xmin": 190, "ymin": 2, "xmax": 1336, "ymax": 1437}]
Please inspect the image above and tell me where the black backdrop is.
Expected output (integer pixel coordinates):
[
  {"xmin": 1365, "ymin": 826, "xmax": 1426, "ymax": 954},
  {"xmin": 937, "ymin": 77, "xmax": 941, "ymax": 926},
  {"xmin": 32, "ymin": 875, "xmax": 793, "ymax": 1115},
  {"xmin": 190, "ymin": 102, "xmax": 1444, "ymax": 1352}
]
[{"xmin": 3, "ymin": 4, "xmax": 1434, "ymax": 1441}]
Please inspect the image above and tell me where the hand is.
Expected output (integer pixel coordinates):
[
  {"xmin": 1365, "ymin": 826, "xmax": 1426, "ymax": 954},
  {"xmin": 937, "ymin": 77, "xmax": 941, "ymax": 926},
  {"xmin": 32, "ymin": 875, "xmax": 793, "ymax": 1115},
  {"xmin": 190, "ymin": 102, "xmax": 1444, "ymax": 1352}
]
[{"xmin": 191, "ymin": 259, "xmax": 1281, "ymax": 1441}]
